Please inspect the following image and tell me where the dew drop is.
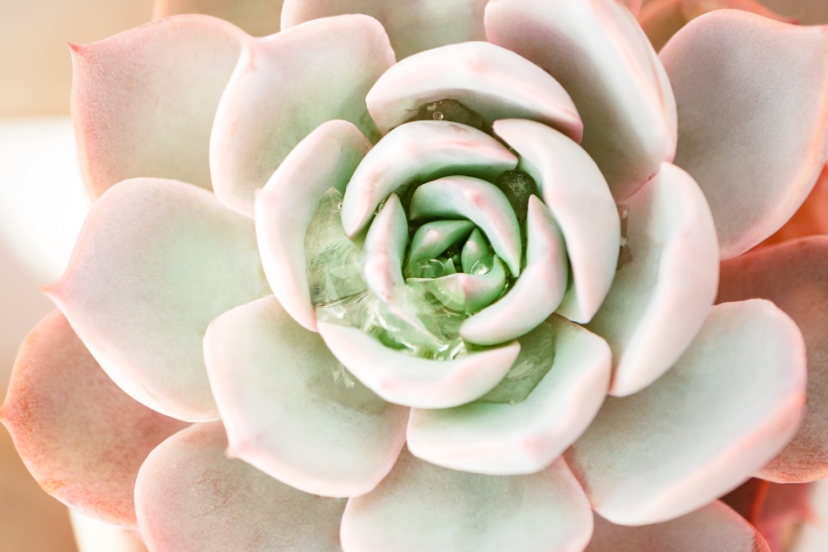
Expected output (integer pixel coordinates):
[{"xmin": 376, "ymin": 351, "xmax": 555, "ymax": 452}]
[
  {"xmin": 414, "ymin": 259, "xmax": 446, "ymax": 279},
  {"xmin": 470, "ymin": 259, "xmax": 492, "ymax": 276}
]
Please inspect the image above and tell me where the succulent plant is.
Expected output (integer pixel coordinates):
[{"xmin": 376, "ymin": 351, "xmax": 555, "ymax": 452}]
[{"xmin": 4, "ymin": 0, "xmax": 828, "ymax": 550}]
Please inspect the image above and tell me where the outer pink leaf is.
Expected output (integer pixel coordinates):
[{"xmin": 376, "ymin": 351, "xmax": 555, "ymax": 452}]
[
  {"xmin": 153, "ymin": 0, "xmax": 283, "ymax": 36},
  {"xmin": 204, "ymin": 296, "xmax": 408, "ymax": 498},
  {"xmin": 638, "ymin": 0, "xmax": 797, "ymax": 52},
  {"xmin": 566, "ymin": 300, "xmax": 806, "ymax": 525},
  {"xmin": 71, "ymin": 15, "xmax": 246, "ymax": 202},
  {"xmin": 485, "ymin": 0, "xmax": 677, "ymax": 201},
  {"xmin": 210, "ymin": 14, "xmax": 395, "ymax": 216},
  {"xmin": 340, "ymin": 449, "xmax": 593, "ymax": 552},
  {"xmin": 759, "ymin": 163, "xmax": 828, "ymax": 248},
  {"xmin": 135, "ymin": 421, "xmax": 346, "ymax": 551},
  {"xmin": 45, "ymin": 178, "xmax": 271, "ymax": 422},
  {"xmin": 281, "ymin": 0, "xmax": 489, "ymax": 59},
  {"xmin": 660, "ymin": 10, "xmax": 828, "ymax": 259},
  {"xmin": 584, "ymin": 501, "xmax": 770, "ymax": 552},
  {"xmin": 586, "ymin": 162, "xmax": 719, "ymax": 397},
  {"xmin": 718, "ymin": 237, "xmax": 828, "ymax": 483},
  {"xmin": 0, "ymin": 310, "xmax": 187, "ymax": 528}
]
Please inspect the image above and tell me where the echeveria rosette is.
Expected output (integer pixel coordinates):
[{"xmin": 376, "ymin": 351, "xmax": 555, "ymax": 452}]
[{"xmin": 2, "ymin": 0, "xmax": 828, "ymax": 551}]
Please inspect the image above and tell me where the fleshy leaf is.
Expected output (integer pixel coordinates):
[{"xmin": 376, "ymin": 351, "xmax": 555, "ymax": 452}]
[
  {"xmin": 340, "ymin": 449, "xmax": 593, "ymax": 552},
  {"xmin": 71, "ymin": 15, "xmax": 246, "ymax": 202},
  {"xmin": 366, "ymin": 41, "xmax": 582, "ymax": 140},
  {"xmin": 281, "ymin": 0, "xmax": 489, "ymax": 59},
  {"xmin": 340, "ymin": 121, "xmax": 517, "ymax": 239},
  {"xmin": 584, "ymin": 501, "xmax": 770, "ymax": 552},
  {"xmin": 204, "ymin": 296, "xmax": 408, "ymax": 497},
  {"xmin": 476, "ymin": 322, "xmax": 557, "ymax": 405},
  {"xmin": 718, "ymin": 237, "xmax": 828, "ymax": 482},
  {"xmin": 153, "ymin": 0, "xmax": 283, "ymax": 36},
  {"xmin": 135, "ymin": 421, "xmax": 346, "ymax": 551},
  {"xmin": 760, "ymin": 163, "xmax": 828, "ymax": 248},
  {"xmin": 660, "ymin": 10, "xmax": 828, "ymax": 259},
  {"xmin": 461, "ymin": 196, "xmax": 568, "ymax": 345},
  {"xmin": 639, "ymin": 0, "xmax": 797, "ymax": 52},
  {"xmin": 210, "ymin": 14, "xmax": 395, "ymax": 216},
  {"xmin": 492, "ymin": 119, "xmax": 619, "ymax": 323},
  {"xmin": 0, "ymin": 310, "xmax": 187, "ymax": 527},
  {"xmin": 586, "ymin": 163, "xmax": 719, "ymax": 396},
  {"xmin": 485, "ymin": 0, "xmax": 677, "ymax": 201},
  {"xmin": 461, "ymin": 228, "xmax": 489, "ymax": 273},
  {"xmin": 305, "ymin": 188, "xmax": 368, "ymax": 307},
  {"xmin": 317, "ymin": 321, "xmax": 520, "ymax": 408},
  {"xmin": 363, "ymin": 194, "xmax": 408, "ymax": 303},
  {"xmin": 408, "ymin": 316, "xmax": 610, "ymax": 475},
  {"xmin": 408, "ymin": 176, "xmax": 522, "ymax": 277},
  {"xmin": 565, "ymin": 300, "xmax": 806, "ymax": 525},
  {"xmin": 408, "ymin": 256, "xmax": 507, "ymax": 314},
  {"xmin": 255, "ymin": 120, "xmax": 370, "ymax": 332},
  {"xmin": 315, "ymin": 285, "xmax": 469, "ymax": 362},
  {"xmin": 44, "ymin": 178, "xmax": 271, "ymax": 422},
  {"xmin": 408, "ymin": 220, "xmax": 476, "ymax": 267}
]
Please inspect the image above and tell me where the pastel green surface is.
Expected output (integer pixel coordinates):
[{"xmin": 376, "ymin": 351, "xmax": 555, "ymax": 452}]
[
  {"xmin": 407, "ymin": 256, "xmax": 507, "ymax": 314},
  {"xmin": 408, "ymin": 220, "xmax": 475, "ymax": 266},
  {"xmin": 409, "ymin": 175, "xmax": 522, "ymax": 277}
]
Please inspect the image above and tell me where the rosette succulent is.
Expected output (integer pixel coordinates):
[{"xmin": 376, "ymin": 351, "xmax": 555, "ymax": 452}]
[{"xmin": 4, "ymin": 0, "xmax": 828, "ymax": 550}]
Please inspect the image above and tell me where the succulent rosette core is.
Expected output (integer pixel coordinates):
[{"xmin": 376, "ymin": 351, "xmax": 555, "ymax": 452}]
[{"xmin": 4, "ymin": 0, "xmax": 828, "ymax": 551}]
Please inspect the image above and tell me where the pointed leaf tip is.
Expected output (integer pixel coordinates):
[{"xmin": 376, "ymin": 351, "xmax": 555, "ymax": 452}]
[
  {"xmin": 71, "ymin": 15, "xmax": 247, "ymax": 202},
  {"xmin": 568, "ymin": 300, "xmax": 805, "ymax": 525},
  {"xmin": 662, "ymin": 10, "xmax": 828, "ymax": 258},
  {"xmin": 135, "ymin": 421, "xmax": 346, "ymax": 551},
  {"xmin": 719, "ymin": 237, "xmax": 828, "ymax": 483},
  {"xmin": 2, "ymin": 310, "xmax": 187, "ymax": 527},
  {"xmin": 53, "ymin": 178, "xmax": 270, "ymax": 422},
  {"xmin": 210, "ymin": 14, "xmax": 395, "ymax": 216}
]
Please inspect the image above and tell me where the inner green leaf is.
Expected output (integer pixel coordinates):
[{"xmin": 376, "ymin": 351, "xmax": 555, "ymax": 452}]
[
  {"xmin": 408, "ymin": 220, "xmax": 475, "ymax": 270},
  {"xmin": 476, "ymin": 320, "xmax": 556, "ymax": 404},
  {"xmin": 306, "ymin": 167, "xmax": 549, "ymax": 364},
  {"xmin": 305, "ymin": 188, "xmax": 367, "ymax": 306},
  {"xmin": 494, "ymin": 170, "xmax": 538, "ymax": 227}
]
